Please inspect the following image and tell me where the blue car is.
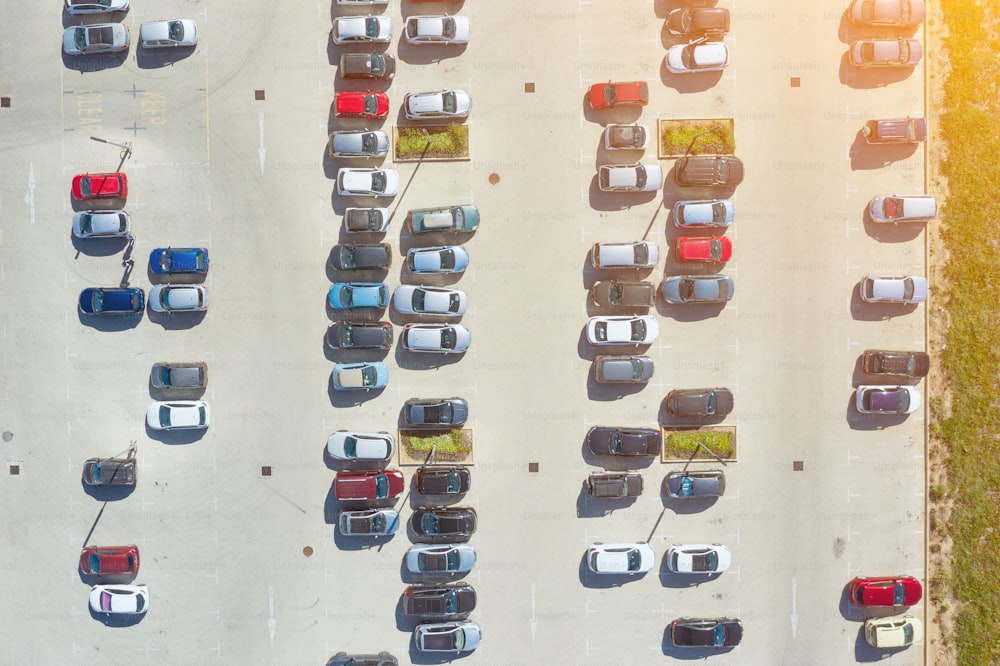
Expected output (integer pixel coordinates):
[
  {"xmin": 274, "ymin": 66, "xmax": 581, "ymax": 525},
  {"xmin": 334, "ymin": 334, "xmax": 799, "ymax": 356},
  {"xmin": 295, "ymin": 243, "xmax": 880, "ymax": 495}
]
[
  {"xmin": 79, "ymin": 287, "xmax": 145, "ymax": 315},
  {"xmin": 328, "ymin": 282, "xmax": 389, "ymax": 310},
  {"xmin": 331, "ymin": 362, "xmax": 389, "ymax": 391},
  {"xmin": 149, "ymin": 247, "xmax": 209, "ymax": 275}
]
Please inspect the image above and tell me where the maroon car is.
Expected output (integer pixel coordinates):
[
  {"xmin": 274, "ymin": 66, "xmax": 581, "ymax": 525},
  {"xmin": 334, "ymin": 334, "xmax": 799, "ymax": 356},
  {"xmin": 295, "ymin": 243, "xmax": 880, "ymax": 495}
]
[
  {"xmin": 849, "ymin": 575, "xmax": 922, "ymax": 607},
  {"xmin": 335, "ymin": 470, "xmax": 404, "ymax": 501},
  {"xmin": 79, "ymin": 545, "xmax": 140, "ymax": 577}
]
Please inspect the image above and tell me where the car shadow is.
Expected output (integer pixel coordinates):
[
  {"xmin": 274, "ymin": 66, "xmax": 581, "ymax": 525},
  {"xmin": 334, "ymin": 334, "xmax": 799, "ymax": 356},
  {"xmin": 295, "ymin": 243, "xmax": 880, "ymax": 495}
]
[
  {"xmin": 845, "ymin": 394, "xmax": 910, "ymax": 430},
  {"xmin": 587, "ymin": 176, "xmax": 661, "ymax": 212},
  {"xmin": 135, "ymin": 46, "xmax": 196, "ymax": 69},
  {"xmin": 77, "ymin": 311, "xmax": 143, "ymax": 330},
  {"xmin": 147, "ymin": 310, "xmax": 207, "ymax": 330},
  {"xmin": 862, "ymin": 212, "xmax": 925, "ymax": 243},
  {"xmin": 396, "ymin": 42, "xmax": 468, "ymax": 65},
  {"xmin": 575, "ymin": 480, "xmax": 637, "ymax": 518},
  {"xmin": 654, "ymin": 299, "xmax": 728, "ymax": 322},
  {"xmin": 89, "ymin": 605, "xmax": 147, "ymax": 627},
  {"xmin": 62, "ymin": 51, "xmax": 129, "ymax": 74},
  {"xmin": 586, "ymin": 374, "xmax": 650, "ymax": 401},
  {"xmin": 849, "ymin": 133, "xmax": 918, "ymax": 170},
  {"xmin": 849, "ymin": 288, "xmax": 920, "ymax": 321},
  {"xmin": 581, "ymin": 91, "xmax": 643, "ymax": 126},
  {"xmin": 71, "ymin": 196, "xmax": 126, "ymax": 213},
  {"xmin": 839, "ymin": 52, "xmax": 917, "ymax": 89},
  {"xmin": 70, "ymin": 236, "xmax": 130, "ymax": 257},
  {"xmin": 82, "ymin": 482, "xmax": 136, "ymax": 502},
  {"xmin": 144, "ymin": 426, "xmax": 207, "ymax": 445},
  {"xmin": 659, "ymin": 59, "xmax": 726, "ymax": 93}
]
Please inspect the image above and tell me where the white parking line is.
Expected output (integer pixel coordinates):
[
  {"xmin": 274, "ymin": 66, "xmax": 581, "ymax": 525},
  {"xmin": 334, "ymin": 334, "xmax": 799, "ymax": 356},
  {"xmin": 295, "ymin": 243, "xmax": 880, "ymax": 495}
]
[
  {"xmin": 847, "ymin": 524, "xmax": 862, "ymax": 543},
  {"xmin": 847, "ymin": 449, "xmax": 861, "ymax": 465},
  {"xmin": 68, "ymin": 494, "xmax": 82, "ymax": 512},
  {"xmin": 847, "ymin": 486, "xmax": 861, "ymax": 503}
]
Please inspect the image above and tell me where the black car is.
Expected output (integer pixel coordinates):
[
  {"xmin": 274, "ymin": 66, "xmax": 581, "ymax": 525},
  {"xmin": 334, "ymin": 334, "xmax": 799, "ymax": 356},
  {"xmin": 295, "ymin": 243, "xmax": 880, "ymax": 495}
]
[
  {"xmin": 587, "ymin": 426, "xmax": 662, "ymax": 457},
  {"xmin": 666, "ymin": 387, "xmax": 734, "ymax": 417},
  {"xmin": 410, "ymin": 506, "xmax": 478, "ymax": 542},
  {"xmin": 587, "ymin": 471, "xmax": 644, "ymax": 498},
  {"xmin": 326, "ymin": 322, "xmax": 393, "ymax": 351},
  {"xmin": 666, "ymin": 7, "xmax": 730, "ymax": 36},
  {"xmin": 665, "ymin": 470, "xmax": 726, "ymax": 499},
  {"xmin": 327, "ymin": 652, "xmax": 398, "ymax": 666},
  {"xmin": 331, "ymin": 244, "xmax": 392, "ymax": 271},
  {"xmin": 403, "ymin": 583, "xmax": 477, "ymax": 618},
  {"xmin": 82, "ymin": 457, "xmax": 136, "ymax": 487},
  {"xmin": 670, "ymin": 617, "xmax": 743, "ymax": 648},
  {"xmin": 861, "ymin": 349, "xmax": 930, "ymax": 379},
  {"xmin": 403, "ymin": 398, "xmax": 469, "ymax": 429},
  {"xmin": 339, "ymin": 52, "xmax": 396, "ymax": 80},
  {"xmin": 78, "ymin": 287, "xmax": 145, "ymax": 315},
  {"xmin": 675, "ymin": 155, "xmax": 744, "ymax": 188},
  {"xmin": 415, "ymin": 467, "xmax": 471, "ymax": 496}
]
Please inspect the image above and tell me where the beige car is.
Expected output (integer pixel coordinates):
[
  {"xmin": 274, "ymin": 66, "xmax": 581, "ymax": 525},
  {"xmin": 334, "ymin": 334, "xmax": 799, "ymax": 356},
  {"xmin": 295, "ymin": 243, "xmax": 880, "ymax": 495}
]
[{"xmin": 864, "ymin": 616, "xmax": 922, "ymax": 648}]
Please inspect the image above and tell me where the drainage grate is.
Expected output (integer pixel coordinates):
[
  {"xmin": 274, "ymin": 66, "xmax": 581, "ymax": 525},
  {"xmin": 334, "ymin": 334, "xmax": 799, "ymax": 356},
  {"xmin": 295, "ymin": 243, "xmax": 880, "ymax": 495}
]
[
  {"xmin": 790, "ymin": 77, "xmax": 801, "ymax": 88},
  {"xmin": 8, "ymin": 463, "xmax": 20, "ymax": 475},
  {"xmin": 524, "ymin": 82, "xmax": 535, "ymax": 93},
  {"xmin": 528, "ymin": 462, "xmax": 539, "ymax": 473},
  {"xmin": 261, "ymin": 466, "xmax": 272, "ymax": 476},
  {"xmin": 793, "ymin": 461, "xmax": 804, "ymax": 471},
  {"xmin": 255, "ymin": 89, "xmax": 265, "ymax": 101},
  {"xmin": 0, "ymin": 97, "xmax": 10, "ymax": 108}
]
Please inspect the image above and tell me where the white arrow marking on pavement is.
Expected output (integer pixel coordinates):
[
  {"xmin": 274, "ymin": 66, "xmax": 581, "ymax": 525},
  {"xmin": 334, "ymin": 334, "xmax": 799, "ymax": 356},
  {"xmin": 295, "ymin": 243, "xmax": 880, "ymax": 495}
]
[
  {"xmin": 790, "ymin": 577, "xmax": 798, "ymax": 638},
  {"xmin": 25, "ymin": 162, "xmax": 36, "ymax": 224},
  {"xmin": 267, "ymin": 584, "xmax": 276, "ymax": 645},
  {"xmin": 258, "ymin": 112, "xmax": 266, "ymax": 175},
  {"xmin": 529, "ymin": 583, "xmax": 536, "ymax": 642}
]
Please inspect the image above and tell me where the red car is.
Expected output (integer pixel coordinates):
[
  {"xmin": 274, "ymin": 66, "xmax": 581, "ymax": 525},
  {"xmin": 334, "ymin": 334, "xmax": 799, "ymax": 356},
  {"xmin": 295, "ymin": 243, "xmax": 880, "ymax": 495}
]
[
  {"xmin": 334, "ymin": 91, "xmax": 389, "ymax": 120},
  {"xmin": 79, "ymin": 545, "xmax": 140, "ymax": 577},
  {"xmin": 674, "ymin": 236, "xmax": 732, "ymax": 263},
  {"xmin": 588, "ymin": 81, "xmax": 648, "ymax": 109},
  {"xmin": 335, "ymin": 470, "xmax": 404, "ymax": 501},
  {"xmin": 849, "ymin": 575, "xmax": 922, "ymax": 607},
  {"xmin": 72, "ymin": 172, "xmax": 128, "ymax": 201}
]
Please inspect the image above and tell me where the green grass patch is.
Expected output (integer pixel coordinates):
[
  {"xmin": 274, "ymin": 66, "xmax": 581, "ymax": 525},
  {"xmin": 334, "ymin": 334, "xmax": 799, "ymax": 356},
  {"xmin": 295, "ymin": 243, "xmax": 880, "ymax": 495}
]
[
  {"xmin": 659, "ymin": 119, "xmax": 735, "ymax": 156},
  {"xmin": 396, "ymin": 124, "xmax": 469, "ymax": 160},
  {"xmin": 663, "ymin": 429, "xmax": 735, "ymax": 460},
  {"xmin": 402, "ymin": 429, "xmax": 471, "ymax": 460}
]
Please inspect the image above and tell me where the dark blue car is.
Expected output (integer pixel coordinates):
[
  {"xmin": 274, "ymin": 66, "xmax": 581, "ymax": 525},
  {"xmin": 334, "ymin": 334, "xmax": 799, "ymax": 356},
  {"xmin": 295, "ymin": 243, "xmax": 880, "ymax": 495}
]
[
  {"xmin": 79, "ymin": 288, "xmax": 145, "ymax": 315},
  {"xmin": 149, "ymin": 247, "xmax": 209, "ymax": 275}
]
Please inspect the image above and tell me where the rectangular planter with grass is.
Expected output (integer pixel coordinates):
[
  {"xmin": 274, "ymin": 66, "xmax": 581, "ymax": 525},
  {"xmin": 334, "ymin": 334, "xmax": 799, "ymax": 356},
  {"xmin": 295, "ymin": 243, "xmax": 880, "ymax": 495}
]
[
  {"xmin": 394, "ymin": 125, "xmax": 470, "ymax": 162},
  {"xmin": 662, "ymin": 426, "xmax": 737, "ymax": 462},
  {"xmin": 398, "ymin": 428, "xmax": 474, "ymax": 466},
  {"xmin": 657, "ymin": 118, "xmax": 735, "ymax": 159}
]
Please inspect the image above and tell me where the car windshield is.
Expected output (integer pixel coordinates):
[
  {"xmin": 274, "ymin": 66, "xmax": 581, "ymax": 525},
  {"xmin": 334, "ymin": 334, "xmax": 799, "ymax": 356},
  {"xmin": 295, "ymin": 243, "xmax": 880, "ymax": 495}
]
[
  {"xmin": 440, "ymin": 328, "xmax": 456, "ymax": 349},
  {"xmin": 443, "ymin": 591, "xmax": 458, "ymax": 613},
  {"xmin": 699, "ymin": 551, "xmax": 719, "ymax": 571},
  {"xmin": 79, "ymin": 214, "xmax": 93, "ymax": 233},
  {"xmin": 609, "ymin": 284, "xmax": 623, "ymax": 302},
  {"xmin": 630, "ymin": 319, "xmax": 646, "ymax": 340},
  {"xmin": 902, "ymin": 623, "xmax": 914, "ymax": 644},
  {"xmin": 88, "ymin": 553, "xmax": 102, "ymax": 572},
  {"xmin": 158, "ymin": 406, "xmax": 172, "ymax": 428},
  {"xmin": 344, "ymin": 437, "xmax": 358, "ymax": 458},
  {"xmin": 626, "ymin": 549, "xmax": 641, "ymax": 571},
  {"xmin": 441, "ymin": 91, "xmax": 457, "ymax": 113},
  {"xmin": 361, "ymin": 366, "xmax": 376, "ymax": 386},
  {"xmin": 593, "ymin": 322, "xmax": 608, "ymax": 341},
  {"xmin": 374, "ymin": 474, "xmax": 388, "ymax": 498},
  {"xmin": 342, "ymin": 247, "xmax": 356, "ymax": 267},
  {"xmin": 445, "ymin": 549, "xmax": 459, "ymax": 570},
  {"xmin": 443, "ymin": 18, "xmax": 456, "ymax": 38},
  {"xmin": 342, "ymin": 287, "xmax": 354, "ymax": 307},
  {"xmin": 896, "ymin": 390, "xmax": 911, "ymax": 411},
  {"xmin": 361, "ymin": 133, "xmax": 376, "ymax": 153},
  {"xmin": 412, "ymin": 290, "xmax": 426, "ymax": 310},
  {"xmin": 446, "ymin": 471, "xmax": 461, "ymax": 493},
  {"xmin": 884, "ymin": 197, "xmax": 900, "ymax": 217},
  {"xmin": 448, "ymin": 293, "xmax": 461, "ymax": 312},
  {"xmin": 710, "ymin": 240, "xmax": 723, "ymax": 261},
  {"xmin": 371, "ymin": 171, "xmax": 386, "ymax": 192},
  {"xmin": 370, "ymin": 54, "xmax": 385, "ymax": 76},
  {"xmin": 604, "ymin": 85, "xmax": 617, "ymax": 106},
  {"xmin": 680, "ymin": 475, "xmax": 694, "ymax": 496},
  {"xmin": 633, "ymin": 244, "xmax": 648, "ymax": 264},
  {"xmin": 713, "ymin": 625, "xmax": 726, "ymax": 646},
  {"xmin": 364, "ymin": 17, "xmax": 379, "ymax": 37},
  {"xmin": 682, "ymin": 45, "xmax": 698, "ymax": 68},
  {"xmin": 364, "ymin": 95, "xmax": 378, "ymax": 115},
  {"xmin": 635, "ymin": 167, "xmax": 648, "ymax": 189},
  {"xmin": 902, "ymin": 279, "xmax": 915, "ymax": 300},
  {"xmin": 860, "ymin": 42, "xmax": 876, "ymax": 61},
  {"xmin": 453, "ymin": 208, "xmax": 464, "ymax": 225},
  {"xmin": 453, "ymin": 628, "xmax": 465, "ymax": 650},
  {"xmin": 898, "ymin": 41, "xmax": 910, "ymax": 62},
  {"xmin": 371, "ymin": 513, "xmax": 385, "ymax": 532},
  {"xmin": 894, "ymin": 582, "xmax": 906, "ymax": 605},
  {"xmin": 422, "ymin": 514, "xmax": 440, "ymax": 534},
  {"xmin": 340, "ymin": 325, "xmax": 354, "ymax": 346},
  {"xmin": 609, "ymin": 432, "xmax": 622, "ymax": 454},
  {"xmin": 439, "ymin": 249, "xmax": 456, "ymax": 269},
  {"xmin": 706, "ymin": 392, "xmax": 716, "ymax": 413},
  {"xmin": 168, "ymin": 21, "xmax": 183, "ymax": 41}
]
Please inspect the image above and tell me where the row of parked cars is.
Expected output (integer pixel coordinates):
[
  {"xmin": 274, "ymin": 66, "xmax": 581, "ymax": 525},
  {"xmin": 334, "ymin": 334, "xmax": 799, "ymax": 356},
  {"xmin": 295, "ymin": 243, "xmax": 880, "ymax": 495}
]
[{"xmin": 62, "ymin": 1, "xmax": 198, "ymax": 54}]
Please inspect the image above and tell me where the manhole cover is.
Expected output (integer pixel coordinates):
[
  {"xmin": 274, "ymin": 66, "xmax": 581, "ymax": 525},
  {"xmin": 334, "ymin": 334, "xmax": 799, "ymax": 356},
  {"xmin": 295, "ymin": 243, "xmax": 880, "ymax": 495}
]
[
  {"xmin": 255, "ymin": 89, "xmax": 265, "ymax": 101},
  {"xmin": 8, "ymin": 463, "xmax": 20, "ymax": 475},
  {"xmin": 528, "ymin": 462, "xmax": 539, "ymax": 473},
  {"xmin": 2, "ymin": 431, "xmax": 12, "ymax": 442},
  {"xmin": 302, "ymin": 546, "xmax": 313, "ymax": 557},
  {"xmin": 261, "ymin": 466, "xmax": 272, "ymax": 476},
  {"xmin": 793, "ymin": 460, "xmax": 804, "ymax": 471},
  {"xmin": 790, "ymin": 77, "xmax": 801, "ymax": 88},
  {"xmin": 488, "ymin": 173, "xmax": 500, "ymax": 185},
  {"xmin": 0, "ymin": 98, "xmax": 10, "ymax": 108}
]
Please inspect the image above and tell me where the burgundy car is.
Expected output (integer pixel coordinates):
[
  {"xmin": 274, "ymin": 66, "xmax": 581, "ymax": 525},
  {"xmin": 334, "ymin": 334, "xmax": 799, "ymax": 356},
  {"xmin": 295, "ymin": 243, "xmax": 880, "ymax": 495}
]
[
  {"xmin": 849, "ymin": 575, "xmax": 922, "ymax": 607},
  {"xmin": 79, "ymin": 545, "xmax": 140, "ymax": 577},
  {"xmin": 334, "ymin": 470, "xmax": 404, "ymax": 501}
]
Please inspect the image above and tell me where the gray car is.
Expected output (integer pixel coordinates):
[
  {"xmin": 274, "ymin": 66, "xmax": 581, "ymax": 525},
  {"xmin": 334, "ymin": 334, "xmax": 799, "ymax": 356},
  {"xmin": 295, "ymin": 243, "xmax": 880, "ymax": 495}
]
[
  {"xmin": 666, "ymin": 469, "xmax": 726, "ymax": 498},
  {"xmin": 674, "ymin": 155, "xmax": 744, "ymax": 188},
  {"xmin": 594, "ymin": 355, "xmax": 654, "ymax": 383},
  {"xmin": 344, "ymin": 207, "xmax": 389, "ymax": 233},
  {"xmin": 150, "ymin": 362, "xmax": 207, "ymax": 394},
  {"xmin": 666, "ymin": 387, "xmax": 734, "ymax": 417},
  {"xmin": 82, "ymin": 457, "xmax": 136, "ymax": 487},
  {"xmin": 587, "ymin": 471, "xmax": 643, "ymax": 498},
  {"xmin": 327, "ymin": 652, "xmax": 398, "ymax": 666},
  {"xmin": 326, "ymin": 321, "xmax": 393, "ymax": 350},
  {"xmin": 339, "ymin": 52, "xmax": 396, "ymax": 80},
  {"xmin": 587, "ymin": 426, "xmax": 662, "ymax": 457},
  {"xmin": 409, "ymin": 506, "xmax": 478, "ymax": 543},
  {"xmin": 63, "ymin": 23, "xmax": 129, "ymax": 55},
  {"xmin": 328, "ymin": 131, "xmax": 390, "ymax": 159},
  {"xmin": 331, "ymin": 244, "xmax": 392, "ymax": 270},
  {"xmin": 661, "ymin": 275, "xmax": 734, "ymax": 304},
  {"xmin": 403, "ymin": 398, "xmax": 469, "ymax": 429}
]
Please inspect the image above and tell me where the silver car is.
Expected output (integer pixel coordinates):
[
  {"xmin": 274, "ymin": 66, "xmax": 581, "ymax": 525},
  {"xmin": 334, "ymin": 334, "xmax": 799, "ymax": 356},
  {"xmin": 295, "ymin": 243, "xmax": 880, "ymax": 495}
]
[
  {"xmin": 139, "ymin": 19, "xmax": 198, "ymax": 48},
  {"xmin": 65, "ymin": 0, "xmax": 130, "ymax": 15},
  {"xmin": 407, "ymin": 246, "xmax": 470, "ymax": 274},
  {"xmin": 400, "ymin": 324, "xmax": 471, "ymax": 353},
  {"xmin": 63, "ymin": 23, "xmax": 130, "ymax": 55},
  {"xmin": 403, "ymin": 90, "xmax": 472, "ymax": 121},
  {"xmin": 72, "ymin": 211, "xmax": 131, "ymax": 239},
  {"xmin": 673, "ymin": 199, "xmax": 735, "ymax": 228},
  {"xmin": 868, "ymin": 194, "xmax": 936, "ymax": 223},
  {"xmin": 338, "ymin": 508, "xmax": 400, "ymax": 537},
  {"xmin": 661, "ymin": 275, "xmax": 734, "ymax": 304},
  {"xmin": 594, "ymin": 355, "xmax": 654, "ymax": 383},
  {"xmin": 393, "ymin": 285, "xmax": 467, "ymax": 316},
  {"xmin": 150, "ymin": 362, "xmax": 207, "ymax": 394},
  {"xmin": 329, "ymin": 131, "xmax": 390, "ymax": 159},
  {"xmin": 859, "ymin": 275, "xmax": 927, "ymax": 303}
]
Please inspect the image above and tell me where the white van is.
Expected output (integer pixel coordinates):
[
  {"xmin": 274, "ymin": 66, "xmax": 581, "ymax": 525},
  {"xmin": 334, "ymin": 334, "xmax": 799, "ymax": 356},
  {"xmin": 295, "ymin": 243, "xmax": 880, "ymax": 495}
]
[{"xmin": 869, "ymin": 194, "xmax": 937, "ymax": 223}]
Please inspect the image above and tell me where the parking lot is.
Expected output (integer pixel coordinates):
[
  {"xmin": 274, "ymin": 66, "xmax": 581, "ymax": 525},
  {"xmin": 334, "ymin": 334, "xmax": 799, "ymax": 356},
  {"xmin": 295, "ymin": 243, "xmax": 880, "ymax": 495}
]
[{"xmin": 0, "ymin": 1, "xmax": 927, "ymax": 664}]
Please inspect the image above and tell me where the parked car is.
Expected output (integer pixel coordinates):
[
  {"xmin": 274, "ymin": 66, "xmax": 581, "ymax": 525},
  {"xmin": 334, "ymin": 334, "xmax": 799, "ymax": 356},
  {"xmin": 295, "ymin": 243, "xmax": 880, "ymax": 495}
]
[
  {"xmin": 403, "ymin": 583, "xmax": 476, "ymax": 618},
  {"xmin": 666, "ymin": 387, "xmax": 734, "ymax": 417},
  {"xmin": 589, "ymin": 280, "xmax": 655, "ymax": 309},
  {"xmin": 859, "ymin": 275, "xmax": 927, "ymax": 303},
  {"xmin": 80, "ymin": 545, "xmax": 140, "ymax": 577},
  {"xmin": 414, "ymin": 621, "xmax": 481, "ymax": 653},
  {"xmin": 393, "ymin": 285, "xmax": 467, "ymax": 316},
  {"xmin": 326, "ymin": 321, "xmax": 393, "ymax": 351},
  {"xmin": 63, "ymin": 23, "xmax": 129, "ymax": 55},
  {"xmin": 82, "ymin": 457, "xmax": 136, "ymax": 487},
  {"xmin": 331, "ymin": 361, "xmax": 389, "ymax": 391},
  {"xmin": 328, "ymin": 653, "xmax": 397, "ymax": 666},
  {"xmin": 665, "ymin": 41, "xmax": 730, "ymax": 74},
  {"xmin": 407, "ymin": 246, "xmax": 470, "ymax": 274},
  {"xmin": 400, "ymin": 323, "xmax": 471, "ymax": 353},
  {"xmin": 587, "ymin": 471, "xmax": 643, "ymax": 498},
  {"xmin": 674, "ymin": 236, "xmax": 732, "ymax": 263},
  {"xmin": 588, "ymin": 81, "xmax": 648, "ymax": 109},
  {"xmin": 666, "ymin": 7, "xmax": 731, "ymax": 36},
  {"xmin": 666, "ymin": 469, "xmax": 726, "ymax": 498},
  {"xmin": 72, "ymin": 211, "xmax": 130, "ymax": 239},
  {"xmin": 673, "ymin": 199, "xmax": 735, "ymax": 228},
  {"xmin": 415, "ymin": 467, "xmax": 471, "ymax": 495},
  {"xmin": 848, "ymin": 0, "xmax": 926, "ymax": 26},
  {"xmin": 338, "ymin": 508, "xmax": 400, "ymax": 536},
  {"xmin": 149, "ymin": 247, "xmax": 209, "ymax": 275},
  {"xmin": 587, "ymin": 426, "xmax": 661, "ymax": 457},
  {"xmin": 328, "ymin": 131, "xmax": 390, "ymax": 159},
  {"xmin": 849, "ymin": 38, "xmax": 922, "ymax": 68},
  {"xmin": 89, "ymin": 585, "xmax": 149, "ymax": 616},
  {"xmin": 591, "ymin": 241, "xmax": 659, "ymax": 269},
  {"xmin": 404, "ymin": 15, "xmax": 470, "ymax": 44},
  {"xmin": 405, "ymin": 543, "xmax": 476, "ymax": 574},
  {"xmin": 65, "ymin": 0, "xmax": 131, "ymax": 15},
  {"xmin": 332, "ymin": 15, "xmax": 392, "ymax": 44},
  {"xmin": 604, "ymin": 124, "xmax": 649, "ymax": 151},
  {"xmin": 403, "ymin": 398, "xmax": 469, "ymax": 429},
  {"xmin": 146, "ymin": 400, "xmax": 210, "ymax": 430},
  {"xmin": 334, "ymin": 470, "xmax": 404, "ymax": 501},
  {"xmin": 327, "ymin": 282, "xmax": 389, "ymax": 310},
  {"xmin": 661, "ymin": 275, "xmax": 734, "ymax": 304},
  {"xmin": 403, "ymin": 90, "xmax": 472, "ymax": 120},
  {"xmin": 331, "ymin": 244, "xmax": 392, "ymax": 271},
  {"xmin": 339, "ymin": 52, "xmax": 396, "ymax": 80},
  {"xmin": 334, "ymin": 91, "xmax": 390, "ymax": 120},
  {"xmin": 408, "ymin": 205, "xmax": 480, "ymax": 234},
  {"xmin": 598, "ymin": 164, "xmax": 663, "ymax": 192},
  {"xmin": 335, "ymin": 0, "xmax": 388, "ymax": 4},
  {"xmin": 594, "ymin": 355, "xmax": 654, "ymax": 383},
  {"xmin": 675, "ymin": 156, "xmax": 744, "ymax": 188},
  {"xmin": 149, "ymin": 284, "xmax": 208, "ymax": 312},
  {"xmin": 410, "ymin": 507, "xmax": 477, "ymax": 542},
  {"xmin": 864, "ymin": 616, "xmax": 923, "ymax": 648},
  {"xmin": 665, "ymin": 544, "xmax": 732, "ymax": 574},
  {"xmin": 337, "ymin": 168, "xmax": 399, "ymax": 197},
  {"xmin": 856, "ymin": 385, "xmax": 921, "ymax": 414},
  {"xmin": 861, "ymin": 349, "xmax": 930, "ymax": 378},
  {"xmin": 670, "ymin": 617, "xmax": 743, "ymax": 648},
  {"xmin": 139, "ymin": 19, "xmax": 198, "ymax": 48},
  {"xmin": 586, "ymin": 543, "xmax": 655, "ymax": 574},
  {"xmin": 586, "ymin": 315, "xmax": 659, "ymax": 345},
  {"xmin": 863, "ymin": 117, "xmax": 927, "ymax": 144},
  {"xmin": 345, "ymin": 207, "xmax": 389, "ymax": 233},
  {"xmin": 150, "ymin": 362, "xmax": 207, "ymax": 394},
  {"xmin": 868, "ymin": 194, "xmax": 936, "ymax": 223},
  {"xmin": 71, "ymin": 172, "xmax": 127, "ymax": 201},
  {"xmin": 78, "ymin": 287, "xmax": 144, "ymax": 315},
  {"xmin": 326, "ymin": 431, "xmax": 395, "ymax": 462},
  {"xmin": 849, "ymin": 575, "xmax": 923, "ymax": 607}
]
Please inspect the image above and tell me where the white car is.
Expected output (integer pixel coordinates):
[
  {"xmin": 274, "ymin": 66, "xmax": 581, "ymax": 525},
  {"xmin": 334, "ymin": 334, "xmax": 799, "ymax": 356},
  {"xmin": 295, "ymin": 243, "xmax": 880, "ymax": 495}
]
[
  {"xmin": 149, "ymin": 284, "xmax": 208, "ymax": 312},
  {"xmin": 72, "ymin": 211, "xmax": 131, "ymax": 239},
  {"xmin": 414, "ymin": 621, "xmax": 482, "ymax": 653},
  {"xmin": 591, "ymin": 241, "xmax": 659, "ymax": 269},
  {"xmin": 868, "ymin": 194, "xmax": 937, "ymax": 223},
  {"xmin": 146, "ymin": 401, "xmax": 210, "ymax": 430},
  {"xmin": 332, "ymin": 15, "xmax": 393, "ymax": 44},
  {"xmin": 404, "ymin": 15, "xmax": 471, "ymax": 44},
  {"xmin": 328, "ymin": 130, "xmax": 390, "ymax": 159},
  {"xmin": 139, "ymin": 19, "xmax": 198, "ymax": 48},
  {"xmin": 586, "ymin": 542, "xmax": 655, "ymax": 574},
  {"xmin": 665, "ymin": 41, "xmax": 730, "ymax": 74},
  {"xmin": 665, "ymin": 544, "xmax": 732, "ymax": 574},
  {"xmin": 859, "ymin": 275, "xmax": 927, "ymax": 303},
  {"xmin": 604, "ymin": 124, "xmax": 650, "ymax": 151},
  {"xmin": 338, "ymin": 508, "xmax": 400, "ymax": 536},
  {"xmin": 405, "ymin": 543, "xmax": 476, "ymax": 574},
  {"xmin": 393, "ymin": 285, "xmax": 467, "ymax": 316},
  {"xmin": 65, "ymin": 0, "xmax": 130, "ymax": 15},
  {"xmin": 407, "ymin": 246, "xmax": 470, "ymax": 274},
  {"xmin": 63, "ymin": 23, "xmax": 130, "ymax": 55},
  {"xmin": 404, "ymin": 90, "xmax": 472, "ymax": 120},
  {"xmin": 89, "ymin": 584, "xmax": 149, "ymax": 615},
  {"xmin": 337, "ymin": 169, "xmax": 399, "ymax": 198},
  {"xmin": 673, "ymin": 199, "xmax": 735, "ymax": 228},
  {"xmin": 864, "ymin": 616, "xmax": 923, "ymax": 648},
  {"xmin": 326, "ymin": 431, "xmax": 395, "ymax": 462},
  {"xmin": 598, "ymin": 164, "xmax": 663, "ymax": 192},
  {"xmin": 586, "ymin": 316, "xmax": 659, "ymax": 346},
  {"xmin": 400, "ymin": 323, "xmax": 471, "ymax": 353}
]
